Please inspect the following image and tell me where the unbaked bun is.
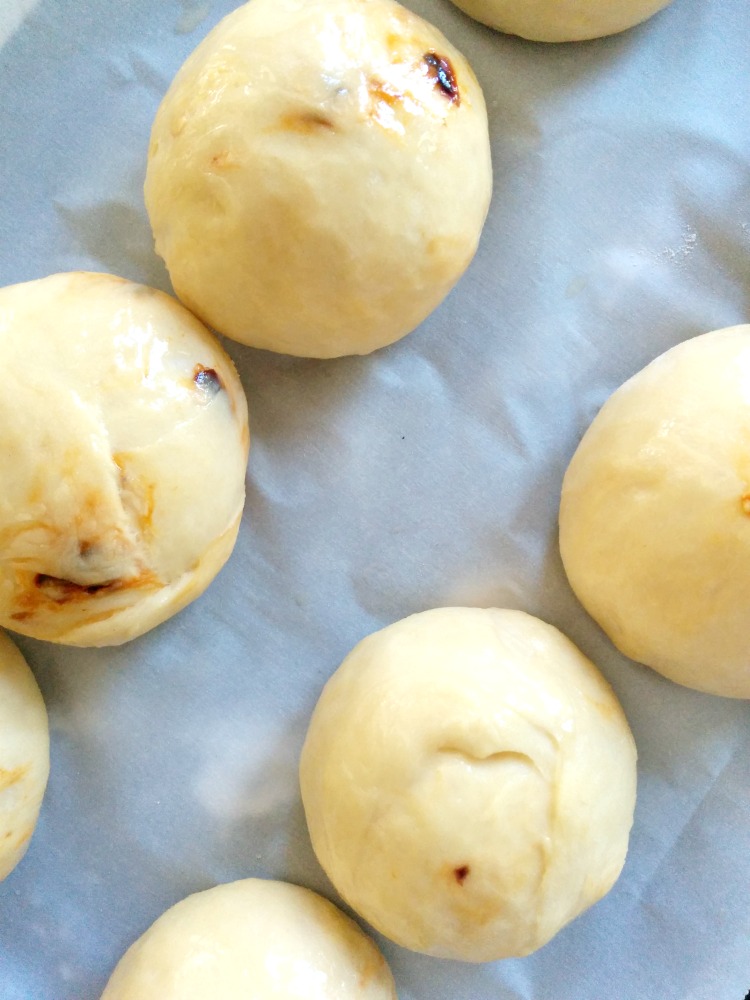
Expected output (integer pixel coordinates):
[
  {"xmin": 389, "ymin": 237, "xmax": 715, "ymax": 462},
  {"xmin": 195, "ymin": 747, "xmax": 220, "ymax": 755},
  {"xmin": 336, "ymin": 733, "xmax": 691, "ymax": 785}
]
[
  {"xmin": 145, "ymin": 0, "xmax": 492, "ymax": 358},
  {"xmin": 560, "ymin": 325, "xmax": 750, "ymax": 699},
  {"xmin": 100, "ymin": 879, "xmax": 397, "ymax": 999},
  {"xmin": 300, "ymin": 607, "xmax": 637, "ymax": 961},
  {"xmin": 0, "ymin": 632, "xmax": 49, "ymax": 881},
  {"xmin": 448, "ymin": 0, "xmax": 673, "ymax": 42},
  {"xmin": 0, "ymin": 272, "xmax": 249, "ymax": 647}
]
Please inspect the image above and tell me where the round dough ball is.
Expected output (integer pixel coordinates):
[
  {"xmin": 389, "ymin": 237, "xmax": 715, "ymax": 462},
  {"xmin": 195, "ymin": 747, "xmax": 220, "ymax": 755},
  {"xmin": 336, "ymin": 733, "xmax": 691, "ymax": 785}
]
[
  {"xmin": 100, "ymin": 879, "xmax": 397, "ymax": 1000},
  {"xmin": 0, "ymin": 272, "xmax": 249, "ymax": 647},
  {"xmin": 0, "ymin": 631, "xmax": 49, "ymax": 881},
  {"xmin": 145, "ymin": 0, "xmax": 492, "ymax": 358},
  {"xmin": 448, "ymin": 0, "xmax": 673, "ymax": 42},
  {"xmin": 560, "ymin": 325, "xmax": 750, "ymax": 699},
  {"xmin": 300, "ymin": 607, "xmax": 637, "ymax": 961}
]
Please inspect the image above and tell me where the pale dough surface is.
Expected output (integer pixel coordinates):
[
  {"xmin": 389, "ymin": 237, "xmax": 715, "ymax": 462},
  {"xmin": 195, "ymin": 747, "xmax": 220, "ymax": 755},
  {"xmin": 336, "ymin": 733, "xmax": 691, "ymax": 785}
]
[
  {"xmin": 145, "ymin": 0, "xmax": 492, "ymax": 358},
  {"xmin": 0, "ymin": 272, "xmax": 249, "ymax": 646},
  {"xmin": 100, "ymin": 879, "xmax": 397, "ymax": 999},
  {"xmin": 447, "ymin": 0, "xmax": 673, "ymax": 42},
  {"xmin": 0, "ymin": 631, "xmax": 49, "ymax": 882},
  {"xmin": 560, "ymin": 325, "xmax": 750, "ymax": 699},
  {"xmin": 300, "ymin": 607, "xmax": 637, "ymax": 961}
]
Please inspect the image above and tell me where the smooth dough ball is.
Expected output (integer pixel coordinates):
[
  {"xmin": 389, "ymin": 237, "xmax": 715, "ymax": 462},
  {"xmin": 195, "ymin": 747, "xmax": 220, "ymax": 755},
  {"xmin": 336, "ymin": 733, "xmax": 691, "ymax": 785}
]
[
  {"xmin": 0, "ymin": 632, "xmax": 49, "ymax": 881},
  {"xmin": 560, "ymin": 325, "xmax": 750, "ymax": 699},
  {"xmin": 145, "ymin": 0, "xmax": 492, "ymax": 358},
  {"xmin": 300, "ymin": 607, "xmax": 637, "ymax": 961},
  {"xmin": 100, "ymin": 879, "xmax": 397, "ymax": 1000},
  {"xmin": 0, "ymin": 272, "xmax": 249, "ymax": 647},
  {"xmin": 448, "ymin": 0, "xmax": 673, "ymax": 42}
]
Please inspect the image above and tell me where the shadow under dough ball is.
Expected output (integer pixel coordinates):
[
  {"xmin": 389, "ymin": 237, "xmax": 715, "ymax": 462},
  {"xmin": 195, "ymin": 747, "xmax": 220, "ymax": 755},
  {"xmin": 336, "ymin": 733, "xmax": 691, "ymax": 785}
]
[
  {"xmin": 0, "ymin": 272, "xmax": 249, "ymax": 647},
  {"xmin": 300, "ymin": 607, "xmax": 637, "ymax": 961},
  {"xmin": 447, "ymin": 0, "xmax": 674, "ymax": 42},
  {"xmin": 145, "ymin": 0, "xmax": 492, "ymax": 358},
  {"xmin": 560, "ymin": 325, "xmax": 750, "ymax": 699}
]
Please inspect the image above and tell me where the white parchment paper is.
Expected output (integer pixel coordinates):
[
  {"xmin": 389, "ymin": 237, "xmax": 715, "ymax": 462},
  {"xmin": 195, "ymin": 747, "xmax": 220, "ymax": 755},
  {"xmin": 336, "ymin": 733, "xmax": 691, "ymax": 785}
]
[{"xmin": 1, "ymin": 0, "xmax": 749, "ymax": 997}]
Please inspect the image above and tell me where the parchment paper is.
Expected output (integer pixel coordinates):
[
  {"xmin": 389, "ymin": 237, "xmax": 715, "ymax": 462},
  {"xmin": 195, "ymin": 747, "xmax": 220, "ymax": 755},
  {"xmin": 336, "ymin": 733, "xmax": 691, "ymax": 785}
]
[{"xmin": 0, "ymin": 0, "xmax": 749, "ymax": 997}]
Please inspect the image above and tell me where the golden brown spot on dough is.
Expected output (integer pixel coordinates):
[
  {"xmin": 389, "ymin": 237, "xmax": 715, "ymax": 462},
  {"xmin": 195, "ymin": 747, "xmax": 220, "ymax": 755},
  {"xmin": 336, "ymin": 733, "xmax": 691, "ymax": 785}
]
[
  {"xmin": 423, "ymin": 52, "xmax": 460, "ymax": 105},
  {"xmin": 383, "ymin": 24, "xmax": 419, "ymax": 64},
  {"xmin": 10, "ymin": 565, "xmax": 160, "ymax": 623},
  {"xmin": 741, "ymin": 492, "xmax": 750, "ymax": 515},
  {"xmin": 69, "ymin": 491, "xmax": 124, "ymax": 554},
  {"xmin": 26, "ymin": 472, "xmax": 45, "ymax": 506},
  {"xmin": 209, "ymin": 150, "xmax": 239, "ymax": 171},
  {"xmin": 357, "ymin": 949, "xmax": 387, "ymax": 989},
  {"xmin": 279, "ymin": 111, "xmax": 336, "ymax": 135},
  {"xmin": 239, "ymin": 421, "xmax": 250, "ymax": 455},
  {"xmin": 0, "ymin": 765, "xmax": 29, "ymax": 792},
  {"xmin": 11, "ymin": 826, "xmax": 32, "ymax": 850},
  {"xmin": 367, "ymin": 77, "xmax": 406, "ymax": 113},
  {"xmin": 114, "ymin": 454, "xmax": 156, "ymax": 538},
  {"xmin": 453, "ymin": 864, "xmax": 470, "ymax": 885},
  {"xmin": 139, "ymin": 482, "xmax": 156, "ymax": 536},
  {"xmin": 588, "ymin": 696, "xmax": 616, "ymax": 720}
]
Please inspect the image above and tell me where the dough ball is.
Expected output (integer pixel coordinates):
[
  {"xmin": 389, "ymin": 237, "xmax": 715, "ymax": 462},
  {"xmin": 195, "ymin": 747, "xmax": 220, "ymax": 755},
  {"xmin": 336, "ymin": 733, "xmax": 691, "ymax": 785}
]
[
  {"xmin": 145, "ymin": 0, "xmax": 492, "ymax": 358},
  {"xmin": 300, "ymin": 607, "xmax": 637, "ymax": 961},
  {"xmin": 0, "ymin": 632, "xmax": 49, "ymax": 881},
  {"xmin": 448, "ymin": 0, "xmax": 673, "ymax": 42},
  {"xmin": 0, "ymin": 272, "xmax": 249, "ymax": 647},
  {"xmin": 560, "ymin": 325, "xmax": 750, "ymax": 699},
  {"xmin": 100, "ymin": 878, "xmax": 397, "ymax": 999}
]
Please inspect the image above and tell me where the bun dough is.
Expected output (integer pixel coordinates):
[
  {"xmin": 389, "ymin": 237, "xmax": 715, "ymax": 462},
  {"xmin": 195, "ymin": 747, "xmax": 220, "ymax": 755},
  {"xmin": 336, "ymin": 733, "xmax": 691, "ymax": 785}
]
[
  {"xmin": 145, "ymin": 0, "xmax": 492, "ymax": 358},
  {"xmin": 100, "ymin": 879, "xmax": 397, "ymax": 999},
  {"xmin": 300, "ymin": 607, "xmax": 637, "ymax": 961},
  {"xmin": 0, "ymin": 272, "xmax": 249, "ymax": 647},
  {"xmin": 560, "ymin": 325, "xmax": 750, "ymax": 699},
  {"xmin": 0, "ymin": 632, "xmax": 49, "ymax": 881},
  {"xmin": 448, "ymin": 0, "xmax": 673, "ymax": 42}
]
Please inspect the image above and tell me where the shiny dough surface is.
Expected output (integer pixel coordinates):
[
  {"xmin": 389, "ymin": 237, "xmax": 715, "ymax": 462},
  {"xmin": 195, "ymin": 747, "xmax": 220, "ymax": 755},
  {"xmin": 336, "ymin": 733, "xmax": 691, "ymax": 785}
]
[
  {"xmin": 447, "ymin": 0, "xmax": 674, "ymax": 42},
  {"xmin": 0, "ymin": 631, "xmax": 49, "ymax": 882},
  {"xmin": 101, "ymin": 879, "xmax": 397, "ymax": 1000},
  {"xmin": 300, "ymin": 607, "xmax": 637, "ymax": 961},
  {"xmin": 145, "ymin": 0, "xmax": 492, "ymax": 358},
  {"xmin": 0, "ymin": 272, "xmax": 249, "ymax": 646},
  {"xmin": 560, "ymin": 325, "xmax": 750, "ymax": 699}
]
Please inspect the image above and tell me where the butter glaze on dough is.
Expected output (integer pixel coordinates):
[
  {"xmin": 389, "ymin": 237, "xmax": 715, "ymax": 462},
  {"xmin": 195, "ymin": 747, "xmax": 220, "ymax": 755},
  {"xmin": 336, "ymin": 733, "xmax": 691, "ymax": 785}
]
[
  {"xmin": 0, "ymin": 272, "xmax": 249, "ymax": 646},
  {"xmin": 560, "ymin": 325, "xmax": 750, "ymax": 698},
  {"xmin": 300, "ymin": 607, "xmax": 637, "ymax": 961},
  {"xmin": 448, "ymin": 0, "xmax": 674, "ymax": 42},
  {"xmin": 145, "ymin": 0, "xmax": 492, "ymax": 358},
  {"xmin": 100, "ymin": 879, "xmax": 397, "ymax": 999},
  {"xmin": 0, "ymin": 632, "xmax": 49, "ymax": 882}
]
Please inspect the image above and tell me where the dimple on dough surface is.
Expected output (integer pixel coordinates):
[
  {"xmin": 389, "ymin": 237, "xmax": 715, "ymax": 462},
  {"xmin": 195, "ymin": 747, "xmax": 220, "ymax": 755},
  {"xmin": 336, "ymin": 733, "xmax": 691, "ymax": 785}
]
[
  {"xmin": 300, "ymin": 607, "xmax": 637, "ymax": 961},
  {"xmin": 100, "ymin": 878, "xmax": 397, "ymax": 1000},
  {"xmin": 0, "ymin": 272, "xmax": 249, "ymax": 646},
  {"xmin": 145, "ymin": 0, "xmax": 492, "ymax": 358},
  {"xmin": 560, "ymin": 325, "xmax": 750, "ymax": 699},
  {"xmin": 447, "ymin": 0, "xmax": 673, "ymax": 42},
  {"xmin": 0, "ymin": 631, "xmax": 49, "ymax": 882}
]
